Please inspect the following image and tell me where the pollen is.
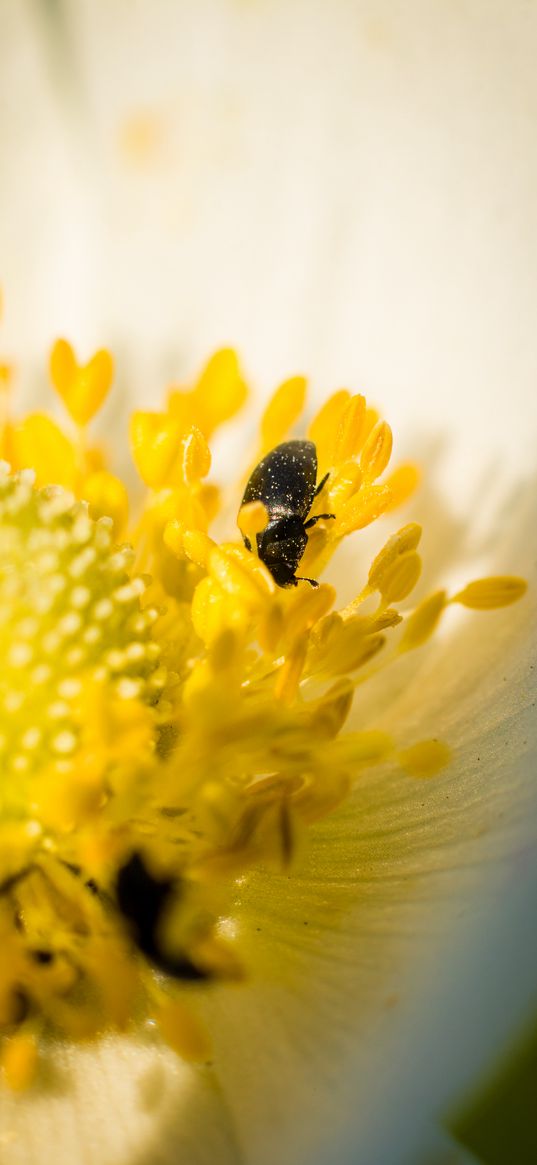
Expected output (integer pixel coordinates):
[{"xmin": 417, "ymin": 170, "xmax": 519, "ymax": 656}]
[{"xmin": 0, "ymin": 314, "xmax": 527, "ymax": 1081}]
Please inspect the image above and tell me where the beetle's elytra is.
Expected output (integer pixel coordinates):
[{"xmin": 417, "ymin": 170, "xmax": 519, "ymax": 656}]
[{"xmin": 240, "ymin": 439, "xmax": 335, "ymax": 588}]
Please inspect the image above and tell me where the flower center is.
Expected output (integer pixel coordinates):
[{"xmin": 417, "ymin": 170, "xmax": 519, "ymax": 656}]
[{"xmin": 0, "ymin": 465, "xmax": 162, "ymax": 817}]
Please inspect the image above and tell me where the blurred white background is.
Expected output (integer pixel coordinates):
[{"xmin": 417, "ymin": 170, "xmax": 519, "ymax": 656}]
[{"xmin": 1, "ymin": 0, "xmax": 536, "ymax": 499}]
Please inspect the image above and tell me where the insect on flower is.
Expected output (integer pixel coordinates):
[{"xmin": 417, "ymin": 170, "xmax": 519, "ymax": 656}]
[
  {"xmin": 0, "ymin": 319, "xmax": 528, "ymax": 1089},
  {"xmin": 115, "ymin": 852, "xmax": 212, "ymax": 982},
  {"xmin": 240, "ymin": 439, "xmax": 335, "ymax": 587}
]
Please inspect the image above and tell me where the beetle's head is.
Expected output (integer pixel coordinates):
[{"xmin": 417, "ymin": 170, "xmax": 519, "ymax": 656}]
[{"xmin": 257, "ymin": 515, "xmax": 308, "ymax": 588}]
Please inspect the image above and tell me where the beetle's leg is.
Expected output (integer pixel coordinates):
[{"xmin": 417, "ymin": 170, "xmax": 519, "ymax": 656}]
[
  {"xmin": 294, "ymin": 576, "xmax": 320, "ymax": 588},
  {"xmin": 243, "ymin": 535, "xmax": 252, "ymax": 552},
  {"xmin": 304, "ymin": 513, "xmax": 336, "ymax": 529},
  {"xmin": 314, "ymin": 471, "xmax": 330, "ymax": 499}
]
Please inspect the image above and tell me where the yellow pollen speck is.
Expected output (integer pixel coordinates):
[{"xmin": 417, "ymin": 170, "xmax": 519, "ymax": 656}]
[{"xmin": 398, "ymin": 739, "xmax": 452, "ymax": 778}]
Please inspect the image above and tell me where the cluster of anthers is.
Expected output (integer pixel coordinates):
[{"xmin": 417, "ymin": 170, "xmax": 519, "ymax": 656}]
[{"xmin": 0, "ymin": 313, "xmax": 526, "ymax": 1088}]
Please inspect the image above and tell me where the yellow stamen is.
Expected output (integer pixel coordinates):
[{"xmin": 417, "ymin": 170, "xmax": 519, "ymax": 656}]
[
  {"xmin": 368, "ymin": 523, "xmax": 422, "ymax": 592},
  {"xmin": 399, "ymin": 590, "xmax": 447, "ymax": 652},
  {"xmin": 156, "ymin": 997, "xmax": 212, "ymax": 1062},
  {"xmin": 168, "ymin": 348, "xmax": 247, "ymax": 437},
  {"xmin": 237, "ymin": 499, "xmax": 269, "ymax": 544},
  {"xmin": 384, "ymin": 463, "xmax": 421, "ymax": 510},
  {"xmin": 307, "ymin": 389, "xmax": 351, "ymax": 471},
  {"xmin": 50, "ymin": 339, "xmax": 114, "ymax": 427},
  {"xmin": 12, "ymin": 414, "xmax": 78, "ymax": 489},
  {"xmin": 333, "ymin": 393, "xmax": 367, "ymax": 462},
  {"xmin": 452, "ymin": 576, "xmax": 527, "ymax": 609},
  {"xmin": 360, "ymin": 419, "xmax": 393, "ymax": 481},
  {"xmin": 260, "ymin": 375, "xmax": 307, "ymax": 452},
  {"xmin": 1, "ymin": 1032, "xmax": 38, "ymax": 1091}
]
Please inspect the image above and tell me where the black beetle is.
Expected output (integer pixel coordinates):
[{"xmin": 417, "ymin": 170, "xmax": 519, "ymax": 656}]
[
  {"xmin": 240, "ymin": 439, "xmax": 335, "ymax": 588},
  {"xmin": 115, "ymin": 852, "xmax": 210, "ymax": 981}
]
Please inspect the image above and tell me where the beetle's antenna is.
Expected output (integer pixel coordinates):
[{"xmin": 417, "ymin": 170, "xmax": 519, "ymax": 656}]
[{"xmin": 304, "ymin": 513, "xmax": 336, "ymax": 529}]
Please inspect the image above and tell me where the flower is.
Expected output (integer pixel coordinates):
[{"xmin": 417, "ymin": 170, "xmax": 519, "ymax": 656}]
[
  {"xmin": 0, "ymin": 317, "xmax": 528, "ymax": 1125},
  {"xmin": 2, "ymin": 4, "xmax": 537, "ymax": 1162}
]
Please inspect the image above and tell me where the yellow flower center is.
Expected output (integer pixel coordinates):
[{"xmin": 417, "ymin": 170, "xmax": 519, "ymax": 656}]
[
  {"xmin": 0, "ymin": 321, "xmax": 527, "ymax": 1085},
  {"xmin": 0, "ymin": 466, "xmax": 161, "ymax": 815}
]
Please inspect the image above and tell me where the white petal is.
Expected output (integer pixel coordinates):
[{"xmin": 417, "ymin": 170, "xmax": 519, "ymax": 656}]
[
  {"xmin": 0, "ymin": 1037, "xmax": 241, "ymax": 1165},
  {"xmin": 196, "ymin": 489, "xmax": 537, "ymax": 1165}
]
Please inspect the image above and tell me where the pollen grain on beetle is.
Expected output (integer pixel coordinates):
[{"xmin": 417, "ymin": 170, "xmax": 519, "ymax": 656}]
[{"xmin": 0, "ymin": 324, "xmax": 527, "ymax": 1085}]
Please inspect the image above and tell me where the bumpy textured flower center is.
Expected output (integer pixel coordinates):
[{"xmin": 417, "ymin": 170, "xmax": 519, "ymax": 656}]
[{"xmin": 0, "ymin": 467, "xmax": 161, "ymax": 813}]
